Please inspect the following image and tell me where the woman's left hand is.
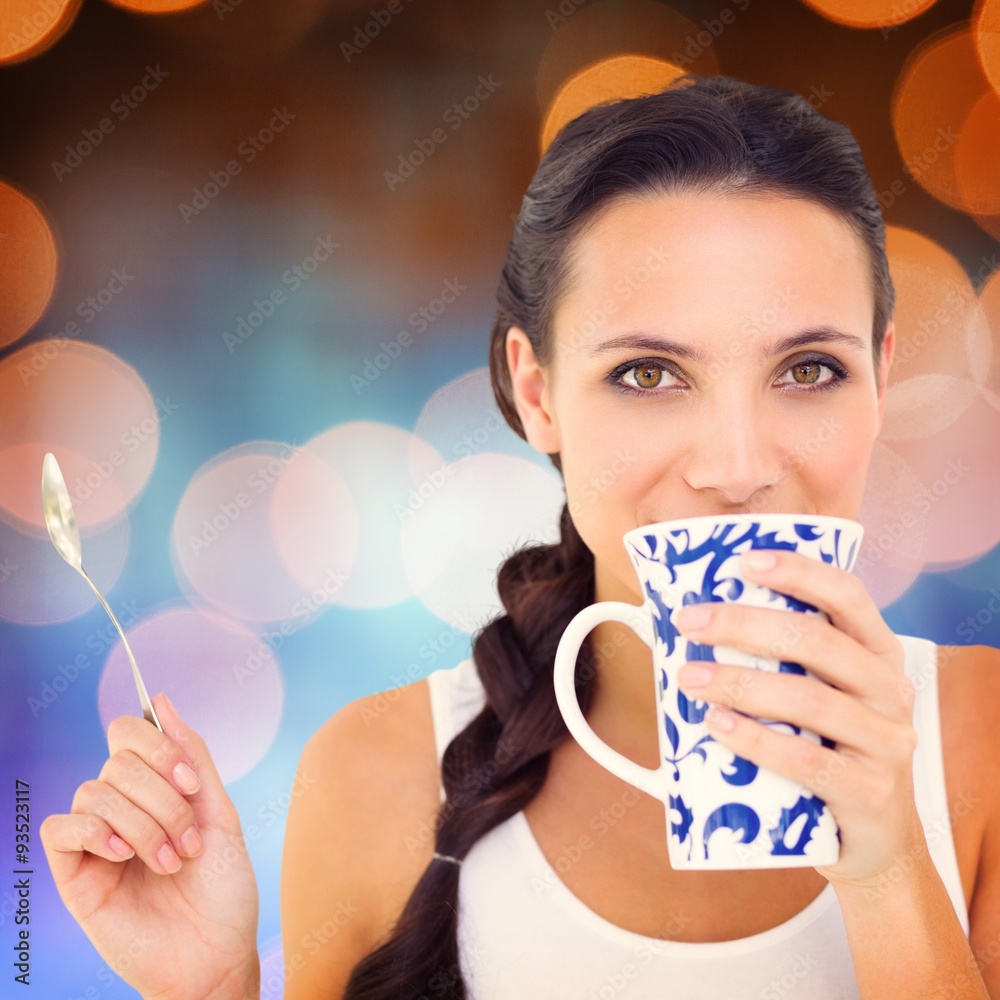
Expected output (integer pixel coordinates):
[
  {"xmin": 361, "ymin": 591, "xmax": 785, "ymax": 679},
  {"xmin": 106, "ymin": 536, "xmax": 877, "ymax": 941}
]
[{"xmin": 673, "ymin": 546, "xmax": 925, "ymax": 888}]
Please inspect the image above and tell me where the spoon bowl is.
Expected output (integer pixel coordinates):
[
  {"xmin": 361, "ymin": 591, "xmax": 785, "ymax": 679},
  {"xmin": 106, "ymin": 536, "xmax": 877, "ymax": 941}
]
[{"xmin": 41, "ymin": 452, "xmax": 162, "ymax": 731}]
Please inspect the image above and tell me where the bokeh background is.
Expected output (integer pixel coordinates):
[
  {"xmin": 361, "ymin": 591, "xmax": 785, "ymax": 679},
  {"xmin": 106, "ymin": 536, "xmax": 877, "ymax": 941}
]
[{"xmin": 1, "ymin": 0, "xmax": 999, "ymax": 995}]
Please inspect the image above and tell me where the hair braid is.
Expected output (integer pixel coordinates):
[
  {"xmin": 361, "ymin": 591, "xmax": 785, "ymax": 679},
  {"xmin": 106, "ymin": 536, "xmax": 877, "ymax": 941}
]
[{"xmin": 342, "ymin": 504, "xmax": 596, "ymax": 998}]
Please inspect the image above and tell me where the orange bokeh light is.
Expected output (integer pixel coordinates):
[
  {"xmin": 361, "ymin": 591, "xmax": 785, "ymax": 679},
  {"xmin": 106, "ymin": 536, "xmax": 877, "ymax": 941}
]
[
  {"xmin": 975, "ymin": 0, "xmax": 1000, "ymax": 96},
  {"xmin": 0, "ymin": 181, "xmax": 58, "ymax": 350},
  {"xmin": 102, "ymin": 0, "xmax": 209, "ymax": 13},
  {"xmin": 540, "ymin": 55, "xmax": 688, "ymax": 156},
  {"xmin": 954, "ymin": 88, "xmax": 1000, "ymax": 215},
  {"xmin": 800, "ymin": 0, "xmax": 938, "ymax": 28},
  {"xmin": 0, "ymin": 0, "xmax": 82, "ymax": 65},
  {"xmin": 891, "ymin": 25, "xmax": 993, "ymax": 214},
  {"xmin": 880, "ymin": 225, "xmax": 1000, "ymax": 567},
  {"xmin": 880, "ymin": 227, "xmax": 989, "ymax": 439},
  {"xmin": 0, "ymin": 342, "xmax": 161, "ymax": 532},
  {"xmin": 535, "ymin": 0, "xmax": 718, "ymax": 122}
]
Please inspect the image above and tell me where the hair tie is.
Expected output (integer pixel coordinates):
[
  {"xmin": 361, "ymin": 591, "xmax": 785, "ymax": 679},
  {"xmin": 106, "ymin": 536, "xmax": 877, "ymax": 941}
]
[{"xmin": 433, "ymin": 851, "xmax": 463, "ymax": 866}]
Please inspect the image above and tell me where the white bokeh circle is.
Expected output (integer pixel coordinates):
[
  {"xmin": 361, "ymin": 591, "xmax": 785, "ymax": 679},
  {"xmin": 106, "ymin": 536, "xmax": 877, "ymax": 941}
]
[
  {"xmin": 410, "ymin": 367, "xmax": 553, "ymax": 481},
  {"xmin": 284, "ymin": 420, "xmax": 451, "ymax": 610},
  {"xmin": 400, "ymin": 452, "xmax": 566, "ymax": 631}
]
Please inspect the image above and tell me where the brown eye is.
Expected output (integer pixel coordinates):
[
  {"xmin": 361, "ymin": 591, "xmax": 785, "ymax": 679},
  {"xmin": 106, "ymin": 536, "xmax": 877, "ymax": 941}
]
[
  {"xmin": 632, "ymin": 363, "xmax": 663, "ymax": 388},
  {"xmin": 775, "ymin": 358, "xmax": 841, "ymax": 390},
  {"xmin": 790, "ymin": 362, "xmax": 821, "ymax": 384},
  {"xmin": 613, "ymin": 360, "xmax": 683, "ymax": 393}
]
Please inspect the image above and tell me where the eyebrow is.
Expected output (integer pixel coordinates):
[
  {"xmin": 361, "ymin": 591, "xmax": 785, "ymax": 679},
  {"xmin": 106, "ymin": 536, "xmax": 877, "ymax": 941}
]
[{"xmin": 586, "ymin": 327, "xmax": 868, "ymax": 363}]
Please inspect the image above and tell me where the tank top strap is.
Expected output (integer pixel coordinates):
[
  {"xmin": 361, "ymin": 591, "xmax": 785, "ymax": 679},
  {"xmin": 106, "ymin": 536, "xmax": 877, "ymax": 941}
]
[{"xmin": 425, "ymin": 656, "xmax": 488, "ymax": 803}]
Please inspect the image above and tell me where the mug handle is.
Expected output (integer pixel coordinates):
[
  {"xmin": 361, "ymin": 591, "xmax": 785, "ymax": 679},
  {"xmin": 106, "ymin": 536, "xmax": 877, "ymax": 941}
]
[{"xmin": 553, "ymin": 601, "xmax": 666, "ymax": 799}]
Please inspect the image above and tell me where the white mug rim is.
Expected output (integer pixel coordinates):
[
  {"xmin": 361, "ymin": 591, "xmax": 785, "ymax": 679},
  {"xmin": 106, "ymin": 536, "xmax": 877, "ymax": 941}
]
[{"xmin": 622, "ymin": 512, "xmax": 862, "ymax": 547}]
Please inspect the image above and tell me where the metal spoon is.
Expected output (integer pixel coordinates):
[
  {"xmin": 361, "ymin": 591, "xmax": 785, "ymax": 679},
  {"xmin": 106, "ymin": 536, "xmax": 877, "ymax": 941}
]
[{"xmin": 41, "ymin": 452, "xmax": 162, "ymax": 732}]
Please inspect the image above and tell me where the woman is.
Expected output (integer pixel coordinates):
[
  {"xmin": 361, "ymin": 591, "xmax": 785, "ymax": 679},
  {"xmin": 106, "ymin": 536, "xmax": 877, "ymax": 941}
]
[{"xmin": 41, "ymin": 74, "xmax": 1000, "ymax": 999}]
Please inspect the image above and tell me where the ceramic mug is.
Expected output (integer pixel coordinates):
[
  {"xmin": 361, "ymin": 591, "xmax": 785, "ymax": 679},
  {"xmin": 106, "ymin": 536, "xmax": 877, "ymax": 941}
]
[{"xmin": 552, "ymin": 513, "xmax": 864, "ymax": 870}]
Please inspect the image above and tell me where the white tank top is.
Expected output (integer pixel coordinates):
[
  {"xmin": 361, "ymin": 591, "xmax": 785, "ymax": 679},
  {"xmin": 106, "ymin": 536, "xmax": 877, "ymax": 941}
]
[{"xmin": 425, "ymin": 634, "xmax": 968, "ymax": 999}]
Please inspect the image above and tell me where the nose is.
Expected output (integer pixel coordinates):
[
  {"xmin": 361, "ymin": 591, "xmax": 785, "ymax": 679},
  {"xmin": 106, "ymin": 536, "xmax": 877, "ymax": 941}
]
[{"xmin": 677, "ymin": 391, "xmax": 785, "ymax": 506}]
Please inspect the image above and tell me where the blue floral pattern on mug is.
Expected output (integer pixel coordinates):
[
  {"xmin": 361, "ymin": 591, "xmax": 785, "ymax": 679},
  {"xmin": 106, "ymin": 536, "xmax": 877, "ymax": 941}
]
[{"xmin": 624, "ymin": 516, "xmax": 861, "ymax": 868}]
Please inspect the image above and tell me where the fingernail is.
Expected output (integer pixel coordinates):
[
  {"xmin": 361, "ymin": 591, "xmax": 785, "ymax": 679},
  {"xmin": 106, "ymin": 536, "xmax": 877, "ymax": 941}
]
[
  {"xmin": 179, "ymin": 825, "xmax": 202, "ymax": 858},
  {"xmin": 154, "ymin": 694, "xmax": 174, "ymax": 728},
  {"xmin": 678, "ymin": 664, "xmax": 712, "ymax": 687},
  {"xmin": 742, "ymin": 550, "xmax": 777, "ymax": 572},
  {"xmin": 173, "ymin": 761, "xmax": 201, "ymax": 795},
  {"xmin": 676, "ymin": 603, "xmax": 713, "ymax": 630},
  {"xmin": 157, "ymin": 842, "xmax": 181, "ymax": 874},
  {"xmin": 706, "ymin": 706, "xmax": 736, "ymax": 732},
  {"xmin": 109, "ymin": 834, "xmax": 134, "ymax": 860}
]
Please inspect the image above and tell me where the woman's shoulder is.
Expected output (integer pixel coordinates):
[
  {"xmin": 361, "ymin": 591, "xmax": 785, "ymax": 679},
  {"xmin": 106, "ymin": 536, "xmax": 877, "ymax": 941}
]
[
  {"xmin": 295, "ymin": 655, "xmax": 484, "ymax": 841},
  {"xmin": 933, "ymin": 643, "xmax": 1000, "ymax": 926},
  {"xmin": 298, "ymin": 673, "xmax": 444, "ymax": 855},
  {"xmin": 935, "ymin": 641, "xmax": 1000, "ymax": 778},
  {"xmin": 935, "ymin": 641, "xmax": 1000, "ymax": 750},
  {"xmin": 280, "ymin": 675, "xmax": 444, "ymax": 993}
]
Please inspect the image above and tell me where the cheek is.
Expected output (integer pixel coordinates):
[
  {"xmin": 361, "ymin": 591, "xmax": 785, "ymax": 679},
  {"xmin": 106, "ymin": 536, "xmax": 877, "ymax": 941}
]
[
  {"xmin": 561, "ymin": 433, "xmax": 652, "ymax": 555},
  {"xmin": 558, "ymin": 397, "xmax": 685, "ymax": 533},
  {"xmin": 784, "ymin": 406, "xmax": 876, "ymax": 495}
]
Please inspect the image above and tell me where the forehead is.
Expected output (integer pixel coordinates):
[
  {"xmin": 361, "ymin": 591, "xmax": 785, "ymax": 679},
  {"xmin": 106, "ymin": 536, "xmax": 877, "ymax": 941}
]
[{"xmin": 551, "ymin": 190, "xmax": 874, "ymax": 355}]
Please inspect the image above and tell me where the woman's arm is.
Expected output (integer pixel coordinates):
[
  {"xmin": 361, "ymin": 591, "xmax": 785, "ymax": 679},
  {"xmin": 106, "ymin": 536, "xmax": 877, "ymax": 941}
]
[
  {"xmin": 834, "ymin": 846, "xmax": 992, "ymax": 998},
  {"xmin": 833, "ymin": 643, "xmax": 1000, "ymax": 998},
  {"xmin": 967, "ymin": 644, "xmax": 1000, "ymax": 996},
  {"xmin": 280, "ymin": 681, "xmax": 441, "ymax": 999}
]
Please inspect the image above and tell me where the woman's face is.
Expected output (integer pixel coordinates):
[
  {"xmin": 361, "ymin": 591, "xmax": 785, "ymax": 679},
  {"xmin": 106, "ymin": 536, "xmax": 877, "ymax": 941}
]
[{"xmin": 506, "ymin": 190, "xmax": 895, "ymax": 604}]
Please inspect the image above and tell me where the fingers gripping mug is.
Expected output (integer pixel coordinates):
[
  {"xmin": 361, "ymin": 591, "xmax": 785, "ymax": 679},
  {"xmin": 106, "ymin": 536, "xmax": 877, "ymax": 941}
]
[{"xmin": 553, "ymin": 514, "xmax": 864, "ymax": 870}]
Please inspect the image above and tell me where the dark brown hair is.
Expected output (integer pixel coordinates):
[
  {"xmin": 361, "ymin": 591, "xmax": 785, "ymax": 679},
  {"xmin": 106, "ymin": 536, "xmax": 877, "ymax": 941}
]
[{"xmin": 344, "ymin": 72, "xmax": 894, "ymax": 998}]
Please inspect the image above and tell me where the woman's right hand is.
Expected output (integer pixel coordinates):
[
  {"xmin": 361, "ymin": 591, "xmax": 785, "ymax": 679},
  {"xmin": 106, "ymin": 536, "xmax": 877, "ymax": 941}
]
[{"xmin": 40, "ymin": 692, "xmax": 261, "ymax": 1000}]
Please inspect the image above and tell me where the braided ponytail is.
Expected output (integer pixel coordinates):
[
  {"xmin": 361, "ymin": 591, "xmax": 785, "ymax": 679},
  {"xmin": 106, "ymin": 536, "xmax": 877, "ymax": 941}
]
[
  {"xmin": 343, "ymin": 71, "xmax": 895, "ymax": 996},
  {"xmin": 342, "ymin": 504, "xmax": 596, "ymax": 998}
]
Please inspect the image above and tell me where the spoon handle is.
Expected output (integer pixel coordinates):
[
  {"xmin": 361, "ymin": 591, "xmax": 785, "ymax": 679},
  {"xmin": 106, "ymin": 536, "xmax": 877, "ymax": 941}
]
[{"xmin": 79, "ymin": 569, "xmax": 163, "ymax": 732}]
